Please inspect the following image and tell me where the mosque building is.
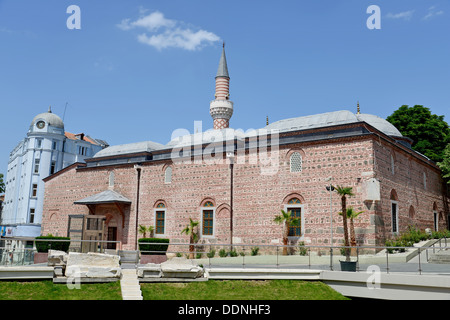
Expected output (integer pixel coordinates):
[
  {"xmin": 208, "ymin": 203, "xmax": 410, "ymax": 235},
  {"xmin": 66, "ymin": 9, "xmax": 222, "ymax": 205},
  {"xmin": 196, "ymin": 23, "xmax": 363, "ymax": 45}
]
[{"xmin": 40, "ymin": 46, "xmax": 448, "ymax": 252}]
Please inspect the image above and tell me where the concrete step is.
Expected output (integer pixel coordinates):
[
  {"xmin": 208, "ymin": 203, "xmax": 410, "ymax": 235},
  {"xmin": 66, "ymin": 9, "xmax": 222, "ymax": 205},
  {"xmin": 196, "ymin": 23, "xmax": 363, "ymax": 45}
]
[
  {"xmin": 429, "ymin": 250, "xmax": 450, "ymax": 264},
  {"xmin": 123, "ymin": 296, "xmax": 143, "ymax": 300},
  {"xmin": 120, "ymin": 266, "xmax": 143, "ymax": 301}
]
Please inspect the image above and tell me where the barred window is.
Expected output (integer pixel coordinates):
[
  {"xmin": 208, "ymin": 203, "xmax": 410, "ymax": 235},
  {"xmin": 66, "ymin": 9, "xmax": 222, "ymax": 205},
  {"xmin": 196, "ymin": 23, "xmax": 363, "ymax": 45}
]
[{"xmin": 290, "ymin": 152, "xmax": 302, "ymax": 172}]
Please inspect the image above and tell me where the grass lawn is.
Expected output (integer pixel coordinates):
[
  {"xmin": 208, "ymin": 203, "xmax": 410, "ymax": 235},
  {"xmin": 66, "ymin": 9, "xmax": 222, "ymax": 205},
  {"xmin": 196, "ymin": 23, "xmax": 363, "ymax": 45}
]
[
  {"xmin": 141, "ymin": 280, "xmax": 350, "ymax": 300},
  {"xmin": 0, "ymin": 280, "xmax": 122, "ymax": 300}
]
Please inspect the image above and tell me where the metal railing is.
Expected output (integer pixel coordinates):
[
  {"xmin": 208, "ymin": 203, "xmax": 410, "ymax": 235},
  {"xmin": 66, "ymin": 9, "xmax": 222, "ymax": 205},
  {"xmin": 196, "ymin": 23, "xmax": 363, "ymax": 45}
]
[
  {"xmin": 2, "ymin": 237, "xmax": 449, "ymax": 275},
  {"xmin": 138, "ymin": 238, "xmax": 450, "ymax": 275},
  {"xmin": 0, "ymin": 238, "xmax": 121, "ymax": 266}
]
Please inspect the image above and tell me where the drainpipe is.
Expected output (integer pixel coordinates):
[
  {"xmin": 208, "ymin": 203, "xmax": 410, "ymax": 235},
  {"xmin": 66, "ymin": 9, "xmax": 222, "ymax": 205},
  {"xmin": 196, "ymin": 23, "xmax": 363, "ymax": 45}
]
[{"xmin": 134, "ymin": 164, "xmax": 142, "ymax": 251}]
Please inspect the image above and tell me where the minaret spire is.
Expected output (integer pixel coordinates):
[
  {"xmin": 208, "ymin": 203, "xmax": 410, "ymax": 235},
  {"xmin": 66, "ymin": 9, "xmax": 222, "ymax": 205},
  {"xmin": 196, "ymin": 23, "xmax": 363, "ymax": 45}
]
[{"xmin": 210, "ymin": 43, "xmax": 233, "ymax": 129}]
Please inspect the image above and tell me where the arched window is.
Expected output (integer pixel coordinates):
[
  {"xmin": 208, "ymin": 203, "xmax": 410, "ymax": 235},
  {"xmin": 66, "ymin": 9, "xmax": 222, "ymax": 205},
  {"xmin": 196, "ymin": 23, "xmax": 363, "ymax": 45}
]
[
  {"xmin": 391, "ymin": 154, "xmax": 395, "ymax": 175},
  {"xmin": 109, "ymin": 172, "xmax": 115, "ymax": 187},
  {"xmin": 423, "ymin": 172, "xmax": 427, "ymax": 190},
  {"xmin": 290, "ymin": 152, "xmax": 302, "ymax": 173},
  {"xmin": 285, "ymin": 197, "xmax": 302, "ymax": 237},
  {"xmin": 202, "ymin": 201, "xmax": 215, "ymax": 236},
  {"xmin": 154, "ymin": 202, "xmax": 166, "ymax": 235},
  {"xmin": 390, "ymin": 189, "xmax": 399, "ymax": 234},
  {"xmin": 164, "ymin": 166, "xmax": 172, "ymax": 184}
]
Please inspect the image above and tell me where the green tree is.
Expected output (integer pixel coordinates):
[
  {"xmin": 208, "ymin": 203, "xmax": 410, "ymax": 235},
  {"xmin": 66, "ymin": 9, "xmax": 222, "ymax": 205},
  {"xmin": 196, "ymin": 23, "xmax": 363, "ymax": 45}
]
[
  {"xmin": 138, "ymin": 225, "xmax": 154, "ymax": 238},
  {"xmin": 339, "ymin": 207, "xmax": 364, "ymax": 255},
  {"xmin": 334, "ymin": 186, "xmax": 354, "ymax": 261},
  {"xmin": 438, "ymin": 143, "xmax": 450, "ymax": 184},
  {"xmin": 274, "ymin": 209, "xmax": 300, "ymax": 256},
  {"xmin": 0, "ymin": 173, "xmax": 4, "ymax": 194},
  {"xmin": 386, "ymin": 105, "xmax": 450, "ymax": 163},
  {"xmin": 181, "ymin": 218, "xmax": 199, "ymax": 259}
]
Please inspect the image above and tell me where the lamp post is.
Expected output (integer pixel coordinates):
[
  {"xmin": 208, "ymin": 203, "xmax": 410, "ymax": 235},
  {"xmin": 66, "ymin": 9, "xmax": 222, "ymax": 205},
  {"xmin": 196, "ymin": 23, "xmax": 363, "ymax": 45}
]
[
  {"xmin": 227, "ymin": 152, "xmax": 235, "ymax": 251},
  {"xmin": 325, "ymin": 179, "xmax": 334, "ymax": 248}
]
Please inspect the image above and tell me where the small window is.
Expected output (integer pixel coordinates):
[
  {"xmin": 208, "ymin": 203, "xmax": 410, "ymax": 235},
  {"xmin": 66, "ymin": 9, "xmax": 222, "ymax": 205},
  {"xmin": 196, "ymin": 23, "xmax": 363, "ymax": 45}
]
[
  {"xmin": 109, "ymin": 172, "xmax": 115, "ymax": 187},
  {"xmin": 32, "ymin": 184, "xmax": 38, "ymax": 197},
  {"xmin": 391, "ymin": 201, "xmax": 399, "ymax": 234},
  {"xmin": 79, "ymin": 146, "xmax": 88, "ymax": 156},
  {"xmin": 423, "ymin": 172, "xmax": 427, "ymax": 190},
  {"xmin": 29, "ymin": 208, "xmax": 35, "ymax": 224},
  {"xmin": 155, "ymin": 211, "xmax": 165, "ymax": 235},
  {"xmin": 288, "ymin": 208, "xmax": 302, "ymax": 236},
  {"xmin": 391, "ymin": 155, "xmax": 395, "ymax": 175},
  {"xmin": 202, "ymin": 201, "xmax": 215, "ymax": 236},
  {"xmin": 288, "ymin": 198, "xmax": 301, "ymax": 204},
  {"xmin": 202, "ymin": 210, "xmax": 214, "ymax": 236},
  {"xmin": 34, "ymin": 159, "xmax": 40, "ymax": 174},
  {"xmin": 52, "ymin": 141, "xmax": 58, "ymax": 150},
  {"xmin": 164, "ymin": 166, "xmax": 172, "ymax": 184},
  {"xmin": 434, "ymin": 211, "xmax": 438, "ymax": 231},
  {"xmin": 290, "ymin": 152, "xmax": 302, "ymax": 173},
  {"xmin": 50, "ymin": 161, "xmax": 56, "ymax": 175},
  {"xmin": 36, "ymin": 139, "xmax": 43, "ymax": 149}
]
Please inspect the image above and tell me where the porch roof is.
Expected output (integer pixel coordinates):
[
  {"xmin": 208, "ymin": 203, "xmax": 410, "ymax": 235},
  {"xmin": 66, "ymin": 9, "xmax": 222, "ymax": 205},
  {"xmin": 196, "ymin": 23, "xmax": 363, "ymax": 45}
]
[{"xmin": 74, "ymin": 189, "xmax": 132, "ymax": 205}]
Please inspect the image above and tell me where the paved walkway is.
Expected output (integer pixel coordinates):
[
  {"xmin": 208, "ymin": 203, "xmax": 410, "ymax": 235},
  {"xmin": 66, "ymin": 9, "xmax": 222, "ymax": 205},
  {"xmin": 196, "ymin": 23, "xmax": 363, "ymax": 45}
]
[{"xmin": 120, "ymin": 263, "xmax": 142, "ymax": 300}]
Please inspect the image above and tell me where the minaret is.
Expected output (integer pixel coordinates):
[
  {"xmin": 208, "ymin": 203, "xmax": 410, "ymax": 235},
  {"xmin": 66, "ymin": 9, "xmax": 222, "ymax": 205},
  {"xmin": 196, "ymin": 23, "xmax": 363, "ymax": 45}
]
[{"xmin": 210, "ymin": 43, "xmax": 233, "ymax": 129}]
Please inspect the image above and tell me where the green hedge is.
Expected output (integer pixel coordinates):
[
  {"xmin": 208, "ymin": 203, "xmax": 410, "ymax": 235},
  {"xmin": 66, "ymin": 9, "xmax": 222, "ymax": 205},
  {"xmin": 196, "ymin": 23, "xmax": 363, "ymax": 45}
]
[
  {"xmin": 35, "ymin": 235, "xmax": 71, "ymax": 252},
  {"xmin": 138, "ymin": 238, "xmax": 169, "ymax": 255}
]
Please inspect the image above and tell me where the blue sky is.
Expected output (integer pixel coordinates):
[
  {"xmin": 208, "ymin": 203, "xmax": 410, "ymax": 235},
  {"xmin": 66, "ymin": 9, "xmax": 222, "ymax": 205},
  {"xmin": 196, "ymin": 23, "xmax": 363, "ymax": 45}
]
[{"xmin": 1, "ymin": 0, "xmax": 449, "ymax": 175}]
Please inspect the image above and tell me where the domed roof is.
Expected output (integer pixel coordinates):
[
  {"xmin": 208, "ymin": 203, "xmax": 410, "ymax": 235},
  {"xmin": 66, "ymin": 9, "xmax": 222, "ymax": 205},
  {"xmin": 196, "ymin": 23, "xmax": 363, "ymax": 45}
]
[
  {"xmin": 265, "ymin": 110, "xmax": 403, "ymax": 138},
  {"xmin": 31, "ymin": 107, "xmax": 64, "ymax": 129},
  {"xmin": 355, "ymin": 113, "xmax": 402, "ymax": 137},
  {"xmin": 93, "ymin": 140, "xmax": 165, "ymax": 158}
]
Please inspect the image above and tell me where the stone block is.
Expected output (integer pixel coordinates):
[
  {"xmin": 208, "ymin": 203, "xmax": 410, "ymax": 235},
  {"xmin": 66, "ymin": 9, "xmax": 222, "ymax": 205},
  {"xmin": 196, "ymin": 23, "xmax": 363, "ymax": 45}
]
[
  {"xmin": 48, "ymin": 250, "xmax": 68, "ymax": 266},
  {"xmin": 64, "ymin": 252, "xmax": 121, "ymax": 278},
  {"xmin": 160, "ymin": 257, "xmax": 204, "ymax": 279},
  {"xmin": 137, "ymin": 263, "xmax": 162, "ymax": 278}
]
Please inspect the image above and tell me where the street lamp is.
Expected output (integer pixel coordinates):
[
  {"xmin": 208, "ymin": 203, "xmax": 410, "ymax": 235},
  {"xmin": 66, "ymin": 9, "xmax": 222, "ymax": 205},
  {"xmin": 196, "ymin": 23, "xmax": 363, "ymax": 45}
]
[
  {"xmin": 227, "ymin": 152, "xmax": 235, "ymax": 251},
  {"xmin": 325, "ymin": 178, "xmax": 334, "ymax": 248}
]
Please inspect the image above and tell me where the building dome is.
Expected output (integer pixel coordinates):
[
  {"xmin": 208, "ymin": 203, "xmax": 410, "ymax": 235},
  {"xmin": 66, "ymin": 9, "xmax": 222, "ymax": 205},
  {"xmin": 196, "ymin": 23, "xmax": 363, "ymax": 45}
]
[
  {"xmin": 265, "ymin": 110, "xmax": 403, "ymax": 138},
  {"xmin": 30, "ymin": 107, "xmax": 64, "ymax": 129},
  {"xmin": 355, "ymin": 113, "xmax": 402, "ymax": 137}
]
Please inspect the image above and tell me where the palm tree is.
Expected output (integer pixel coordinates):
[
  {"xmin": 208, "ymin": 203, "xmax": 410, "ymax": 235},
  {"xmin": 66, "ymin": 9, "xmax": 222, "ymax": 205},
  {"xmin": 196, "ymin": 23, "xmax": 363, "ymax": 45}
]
[
  {"xmin": 274, "ymin": 209, "xmax": 300, "ymax": 255},
  {"xmin": 138, "ymin": 225, "xmax": 155, "ymax": 239},
  {"xmin": 181, "ymin": 218, "xmax": 199, "ymax": 259},
  {"xmin": 334, "ymin": 185, "xmax": 354, "ymax": 261},
  {"xmin": 339, "ymin": 207, "xmax": 364, "ymax": 255},
  {"xmin": 138, "ymin": 225, "xmax": 148, "ymax": 238}
]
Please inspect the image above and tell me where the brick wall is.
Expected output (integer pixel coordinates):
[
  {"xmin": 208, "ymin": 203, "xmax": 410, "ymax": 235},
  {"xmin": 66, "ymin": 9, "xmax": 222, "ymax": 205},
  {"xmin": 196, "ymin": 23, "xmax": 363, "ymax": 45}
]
[{"xmin": 42, "ymin": 134, "xmax": 448, "ymax": 251}]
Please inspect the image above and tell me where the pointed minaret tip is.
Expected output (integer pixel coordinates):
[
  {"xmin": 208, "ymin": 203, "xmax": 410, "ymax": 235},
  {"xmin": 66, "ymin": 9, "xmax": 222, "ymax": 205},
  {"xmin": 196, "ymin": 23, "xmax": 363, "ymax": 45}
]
[
  {"xmin": 357, "ymin": 101, "xmax": 360, "ymax": 114},
  {"xmin": 48, "ymin": 106, "xmax": 52, "ymax": 113},
  {"xmin": 266, "ymin": 116, "xmax": 269, "ymax": 126},
  {"xmin": 216, "ymin": 43, "xmax": 229, "ymax": 79}
]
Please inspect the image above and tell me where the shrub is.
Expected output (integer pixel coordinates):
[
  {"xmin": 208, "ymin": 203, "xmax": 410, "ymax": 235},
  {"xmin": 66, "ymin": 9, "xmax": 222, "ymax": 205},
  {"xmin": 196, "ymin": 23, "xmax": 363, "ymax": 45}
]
[
  {"xmin": 35, "ymin": 235, "xmax": 70, "ymax": 252},
  {"xmin": 229, "ymin": 249, "xmax": 238, "ymax": 257},
  {"xmin": 206, "ymin": 249, "xmax": 216, "ymax": 258},
  {"xmin": 219, "ymin": 249, "xmax": 228, "ymax": 257},
  {"xmin": 298, "ymin": 242, "xmax": 308, "ymax": 256},
  {"xmin": 138, "ymin": 238, "xmax": 169, "ymax": 255},
  {"xmin": 251, "ymin": 247, "xmax": 260, "ymax": 256}
]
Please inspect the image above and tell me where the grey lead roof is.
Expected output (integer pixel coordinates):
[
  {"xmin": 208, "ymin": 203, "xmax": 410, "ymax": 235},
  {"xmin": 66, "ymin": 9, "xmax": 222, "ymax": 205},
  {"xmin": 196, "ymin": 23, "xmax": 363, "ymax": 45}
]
[
  {"xmin": 216, "ymin": 46, "xmax": 229, "ymax": 78},
  {"xmin": 91, "ymin": 110, "xmax": 404, "ymax": 159},
  {"xmin": 74, "ymin": 189, "xmax": 132, "ymax": 205},
  {"xmin": 264, "ymin": 110, "xmax": 403, "ymax": 137}
]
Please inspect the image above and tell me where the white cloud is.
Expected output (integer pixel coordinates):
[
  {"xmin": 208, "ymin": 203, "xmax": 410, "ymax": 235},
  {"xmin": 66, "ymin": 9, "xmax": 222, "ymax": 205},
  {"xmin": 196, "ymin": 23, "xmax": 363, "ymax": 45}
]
[
  {"xmin": 386, "ymin": 10, "xmax": 415, "ymax": 20},
  {"xmin": 423, "ymin": 6, "xmax": 444, "ymax": 20},
  {"xmin": 118, "ymin": 10, "xmax": 220, "ymax": 51}
]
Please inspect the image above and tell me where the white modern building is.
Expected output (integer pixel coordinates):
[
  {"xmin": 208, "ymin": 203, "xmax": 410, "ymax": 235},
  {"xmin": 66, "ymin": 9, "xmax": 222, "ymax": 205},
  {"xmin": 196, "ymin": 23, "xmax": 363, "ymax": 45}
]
[{"xmin": 1, "ymin": 107, "xmax": 108, "ymax": 238}]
